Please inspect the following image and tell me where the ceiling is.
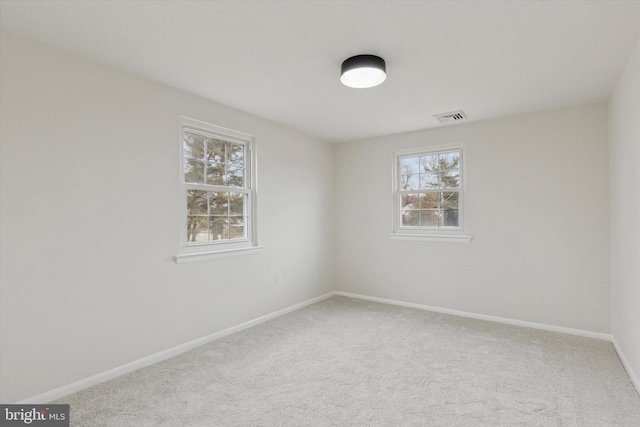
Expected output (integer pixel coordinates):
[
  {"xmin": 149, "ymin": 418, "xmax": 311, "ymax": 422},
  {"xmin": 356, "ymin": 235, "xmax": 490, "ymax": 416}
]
[{"xmin": 1, "ymin": 1, "xmax": 639, "ymax": 143}]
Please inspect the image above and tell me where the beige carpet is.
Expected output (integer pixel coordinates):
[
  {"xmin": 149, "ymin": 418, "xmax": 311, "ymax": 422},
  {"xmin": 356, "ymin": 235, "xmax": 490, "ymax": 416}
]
[{"xmin": 57, "ymin": 296, "xmax": 640, "ymax": 426}]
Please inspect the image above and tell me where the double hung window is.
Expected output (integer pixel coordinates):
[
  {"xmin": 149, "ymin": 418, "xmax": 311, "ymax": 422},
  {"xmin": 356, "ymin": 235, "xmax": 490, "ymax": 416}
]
[
  {"xmin": 176, "ymin": 118, "xmax": 260, "ymax": 262},
  {"xmin": 391, "ymin": 145, "xmax": 471, "ymax": 242}
]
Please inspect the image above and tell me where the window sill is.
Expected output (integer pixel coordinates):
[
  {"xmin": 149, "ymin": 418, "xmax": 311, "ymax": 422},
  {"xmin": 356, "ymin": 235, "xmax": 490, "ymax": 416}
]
[
  {"xmin": 388, "ymin": 233, "xmax": 472, "ymax": 243},
  {"xmin": 174, "ymin": 246, "xmax": 263, "ymax": 263}
]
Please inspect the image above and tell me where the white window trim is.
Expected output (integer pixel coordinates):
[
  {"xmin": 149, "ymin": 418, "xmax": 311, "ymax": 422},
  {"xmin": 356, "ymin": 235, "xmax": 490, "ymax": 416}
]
[
  {"xmin": 389, "ymin": 143, "xmax": 472, "ymax": 243},
  {"xmin": 175, "ymin": 117, "xmax": 262, "ymax": 263},
  {"xmin": 175, "ymin": 246, "xmax": 263, "ymax": 264}
]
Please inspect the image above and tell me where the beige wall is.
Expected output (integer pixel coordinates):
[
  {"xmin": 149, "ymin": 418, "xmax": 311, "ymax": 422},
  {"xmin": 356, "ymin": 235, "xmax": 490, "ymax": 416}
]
[
  {"xmin": 0, "ymin": 31, "xmax": 335, "ymax": 403},
  {"xmin": 609, "ymin": 38, "xmax": 640, "ymax": 388},
  {"xmin": 334, "ymin": 103, "xmax": 610, "ymax": 333}
]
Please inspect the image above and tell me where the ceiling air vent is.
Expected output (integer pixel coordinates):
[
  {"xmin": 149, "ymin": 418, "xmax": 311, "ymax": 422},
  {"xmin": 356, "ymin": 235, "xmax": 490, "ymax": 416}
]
[{"xmin": 433, "ymin": 110, "xmax": 467, "ymax": 123}]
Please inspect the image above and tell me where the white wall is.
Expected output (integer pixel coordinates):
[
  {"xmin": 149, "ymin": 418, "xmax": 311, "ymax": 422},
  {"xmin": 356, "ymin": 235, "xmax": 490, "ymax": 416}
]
[
  {"xmin": 334, "ymin": 103, "xmax": 610, "ymax": 333},
  {"xmin": 0, "ymin": 31, "xmax": 335, "ymax": 403},
  {"xmin": 2, "ymin": 27, "xmax": 633, "ymax": 405},
  {"xmin": 609, "ymin": 38, "xmax": 640, "ymax": 387}
]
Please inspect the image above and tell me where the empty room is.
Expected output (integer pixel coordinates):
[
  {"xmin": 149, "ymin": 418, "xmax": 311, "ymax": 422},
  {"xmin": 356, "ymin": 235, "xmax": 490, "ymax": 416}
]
[{"xmin": 1, "ymin": 1, "xmax": 639, "ymax": 426}]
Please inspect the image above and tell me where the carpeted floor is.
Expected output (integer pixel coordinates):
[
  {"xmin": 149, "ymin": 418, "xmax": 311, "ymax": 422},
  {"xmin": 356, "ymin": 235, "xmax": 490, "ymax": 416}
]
[{"xmin": 56, "ymin": 296, "xmax": 640, "ymax": 426}]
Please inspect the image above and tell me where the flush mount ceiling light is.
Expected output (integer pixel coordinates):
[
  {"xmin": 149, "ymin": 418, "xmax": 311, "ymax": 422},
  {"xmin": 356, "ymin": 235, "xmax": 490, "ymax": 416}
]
[{"xmin": 340, "ymin": 54, "xmax": 386, "ymax": 88}]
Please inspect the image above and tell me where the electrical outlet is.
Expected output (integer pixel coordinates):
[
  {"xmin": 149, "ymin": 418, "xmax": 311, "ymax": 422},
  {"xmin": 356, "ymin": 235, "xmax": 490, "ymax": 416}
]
[{"xmin": 276, "ymin": 272, "xmax": 283, "ymax": 284}]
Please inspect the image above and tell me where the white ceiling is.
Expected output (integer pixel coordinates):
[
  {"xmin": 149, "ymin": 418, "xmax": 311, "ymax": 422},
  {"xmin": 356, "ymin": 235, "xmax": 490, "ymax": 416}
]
[{"xmin": 1, "ymin": 1, "xmax": 639, "ymax": 143}]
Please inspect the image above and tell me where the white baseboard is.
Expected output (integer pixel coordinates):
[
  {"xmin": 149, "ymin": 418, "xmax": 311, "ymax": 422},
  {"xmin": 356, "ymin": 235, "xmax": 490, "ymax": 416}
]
[
  {"xmin": 334, "ymin": 291, "xmax": 612, "ymax": 341},
  {"xmin": 17, "ymin": 292, "xmax": 335, "ymax": 404},
  {"xmin": 19, "ymin": 290, "xmax": 634, "ymax": 404},
  {"xmin": 611, "ymin": 336, "xmax": 640, "ymax": 395}
]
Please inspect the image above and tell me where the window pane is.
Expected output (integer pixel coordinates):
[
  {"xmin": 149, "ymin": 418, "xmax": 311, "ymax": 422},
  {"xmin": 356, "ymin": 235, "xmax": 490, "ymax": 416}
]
[
  {"xmin": 183, "ymin": 132, "xmax": 205, "ymax": 159},
  {"xmin": 401, "ymin": 193, "xmax": 419, "ymax": 210},
  {"xmin": 443, "ymin": 210, "xmax": 459, "ymax": 227},
  {"xmin": 402, "ymin": 211, "xmax": 419, "ymax": 226},
  {"xmin": 419, "ymin": 210, "xmax": 439, "ymax": 227},
  {"xmin": 440, "ymin": 170, "xmax": 460, "ymax": 188},
  {"xmin": 395, "ymin": 148, "xmax": 462, "ymax": 232},
  {"xmin": 227, "ymin": 142, "xmax": 244, "ymax": 169},
  {"xmin": 184, "ymin": 159, "xmax": 205, "ymax": 184},
  {"xmin": 441, "ymin": 192, "xmax": 459, "ymax": 209},
  {"xmin": 182, "ymin": 122, "xmax": 255, "ymax": 249},
  {"xmin": 420, "ymin": 172, "xmax": 439, "ymax": 189},
  {"xmin": 227, "ymin": 167, "xmax": 244, "ymax": 188},
  {"xmin": 229, "ymin": 193, "xmax": 245, "ymax": 215},
  {"xmin": 440, "ymin": 151, "xmax": 460, "ymax": 170},
  {"xmin": 229, "ymin": 216, "xmax": 245, "ymax": 239},
  {"xmin": 400, "ymin": 157, "xmax": 419, "ymax": 174},
  {"xmin": 209, "ymin": 216, "xmax": 228, "ymax": 241},
  {"xmin": 187, "ymin": 216, "xmax": 208, "ymax": 242},
  {"xmin": 209, "ymin": 192, "xmax": 228, "ymax": 215},
  {"xmin": 419, "ymin": 193, "xmax": 439, "ymax": 209},
  {"xmin": 420, "ymin": 155, "xmax": 439, "ymax": 173},
  {"xmin": 206, "ymin": 138, "xmax": 225, "ymax": 163},
  {"xmin": 206, "ymin": 162, "xmax": 225, "ymax": 185},
  {"xmin": 187, "ymin": 190, "xmax": 208, "ymax": 215},
  {"xmin": 401, "ymin": 174, "xmax": 419, "ymax": 190}
]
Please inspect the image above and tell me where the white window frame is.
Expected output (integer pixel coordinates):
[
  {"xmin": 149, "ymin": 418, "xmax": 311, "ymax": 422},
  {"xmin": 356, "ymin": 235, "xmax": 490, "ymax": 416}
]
[
  {"xmin": 389, "ymin": 143, "xmax": 472, "ymax": 243},
  {"xmin": 175, "ymin": 117, "xmax": 261, "ymax": 263}
]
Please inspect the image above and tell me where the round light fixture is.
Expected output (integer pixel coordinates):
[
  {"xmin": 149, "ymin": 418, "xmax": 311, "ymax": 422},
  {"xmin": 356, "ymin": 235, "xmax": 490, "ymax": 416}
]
[{"xmin": 340, "ymin": 54, "xmax": 386, "ymax": 88}]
